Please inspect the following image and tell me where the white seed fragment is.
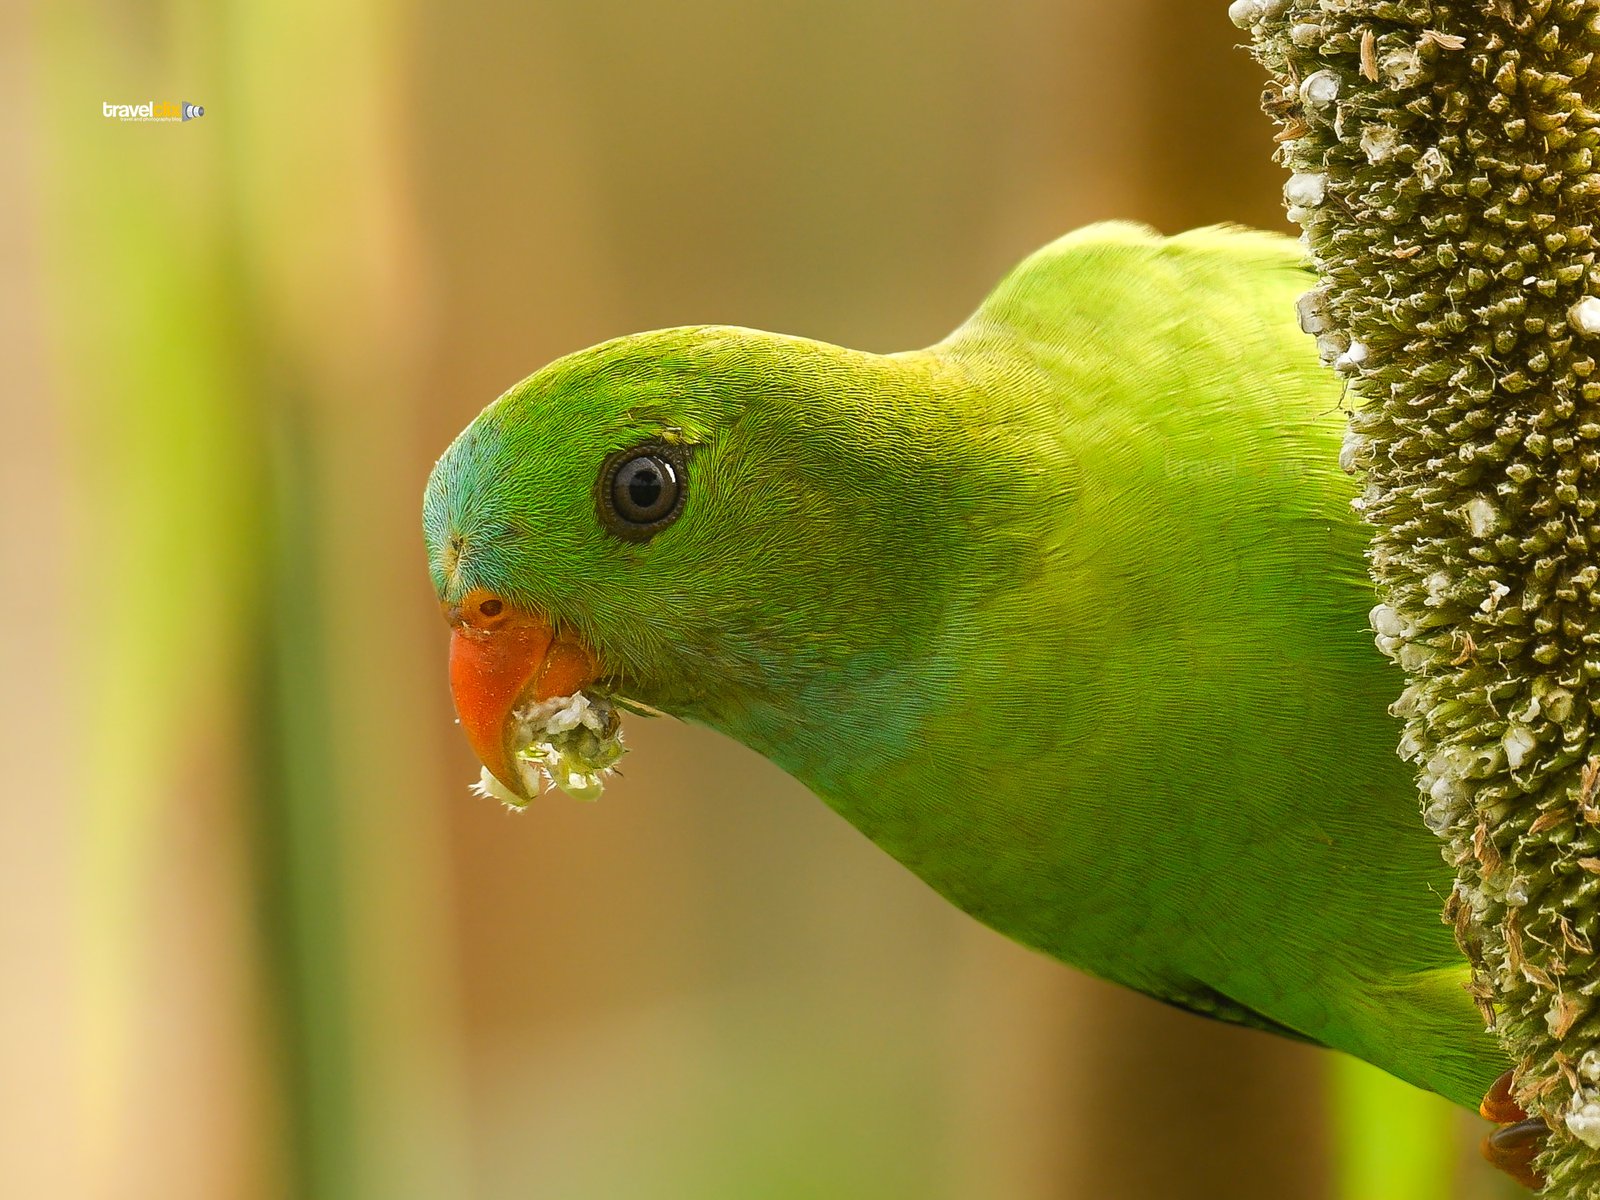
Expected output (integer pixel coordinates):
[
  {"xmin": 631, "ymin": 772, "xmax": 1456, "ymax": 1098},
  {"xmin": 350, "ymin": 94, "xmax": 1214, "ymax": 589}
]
[
  {"xmin": 1380, "ymin": 48, "xmax": 1423, "ymax": 88},
  {"xmin": 1465, "ymin": 496, "xmax": 1500, "ymax": 538},
  {"xmin": 1339, "ymin": 425, "xmax": 1367, "ymax": 474},
  {"xmin": 1503, "ymin": 724, "xmax": 1538, "ymax": 771},
  {"xmin": 1457, "ymin": 881, "xmax": 1490, "ymax": 922},
  {"xmin": 1423, "ymin": 571, "xmax": 1453, "ymax": 607},
  {"xmin": 1227, "ymin": 0, "xmax": 1262, "ymax": 29},
  {"xmin": 1370, "ymin": 603, "xmax": 1408, "ymax": 638},
  {"xmin": 1289, "ymin": 22, "xmax": 1322, "ymax": 47},
  {"xmin": 1283, "ymin": 172, "xmax": 1327, "ymax": 207},
  {"xmin": 1580, "ymin": 1049, "xmax": 1600, "ymax": 1083},
  {"xmin": 1572, "ymin": 1094, "xmax": 1600, "ymax": 1149},
  {"xmin": 1415, "ymin": 146, "xmax": 1450, "ymax": 189},
  {"xmin": 1295, "ymin": 288, "xmax": 1330, "ymax": 335},
  {"xmin": 1570, "ymin": 296, "xmax": 1600, "ymax": 335},
  {"xmin": 1568, "ymin": 1104, "xmax": 1600, "ymax": 1147},
  {"xmin": 1427, "ymin": 770, "xmax": 1460, "ymax": 805},
  {"xmin": 1316, "ymin": 331, "xmax": 1348, "ymax": 365},
  {"xmin": 1481, "ymin": 580, "xmax": 1510, "ymax": 613},
  {"xmin": 1359, "ymin": 125, "xmax": 1400, "ymax": 164},
  {"xmin": 1389, "ymin": 682, "xmax": 1424, "ymax": 718},
  {"xmin": 1397, "ymin": 642, "xmax": 1437, "ymax": 673},
  {"xmin": 1334, "ymin": 339, "xmax": 1368, "ymax": 375},
  {"xmin": 1422, "ymin": 795, "xmax": 1457, "ymax": 836},
  {"xmin": 1506, "ymin": 876, "xmax": 1531, "ymax": 907},
  {"xmin": 472, "ymin": 767, "xmax": 530, "ymax": 809},
  {"xmin": 1299, "ymin": 69, "xmax": 1341, "ymax": 107},
  {"xmin": 1369, "ymin": 604, "xmax": 1408, "ymax": 662}
]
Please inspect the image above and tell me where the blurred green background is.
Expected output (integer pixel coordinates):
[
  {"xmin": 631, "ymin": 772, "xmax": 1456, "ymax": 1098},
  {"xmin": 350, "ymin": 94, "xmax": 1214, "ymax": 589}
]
[{"xmin": 3, "ymin": 1, "xmax": 1518, "ymax": 1197}]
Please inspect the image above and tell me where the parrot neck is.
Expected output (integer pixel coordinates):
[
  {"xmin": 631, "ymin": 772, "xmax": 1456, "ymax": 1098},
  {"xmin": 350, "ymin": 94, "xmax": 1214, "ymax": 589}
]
[{"xmin": 664, "ymin": 655, "xmax": 950, "ymax": 802}]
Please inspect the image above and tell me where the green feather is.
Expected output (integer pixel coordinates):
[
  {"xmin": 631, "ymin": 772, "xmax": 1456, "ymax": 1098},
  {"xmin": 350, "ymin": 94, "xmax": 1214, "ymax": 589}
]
[{"xmin": 423, "ymin": 222, "xmax": 1505, "ymax": 1107}]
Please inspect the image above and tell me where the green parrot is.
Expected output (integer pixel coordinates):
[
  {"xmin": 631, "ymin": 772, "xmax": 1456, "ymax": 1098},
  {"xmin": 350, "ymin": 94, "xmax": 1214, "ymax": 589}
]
[{"xmin": 423, "ymin": 223, "xmax": 1512, "ymax": 1127}]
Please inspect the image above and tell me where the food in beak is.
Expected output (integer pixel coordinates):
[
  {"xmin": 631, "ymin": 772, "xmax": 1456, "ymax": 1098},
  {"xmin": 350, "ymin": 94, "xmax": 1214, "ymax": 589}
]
[{"xmin": 470, "ymin": 692, "xmax": 626, "ymax": 807}]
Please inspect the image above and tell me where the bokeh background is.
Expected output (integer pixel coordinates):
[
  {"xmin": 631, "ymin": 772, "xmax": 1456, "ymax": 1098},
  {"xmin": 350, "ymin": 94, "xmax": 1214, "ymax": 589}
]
[{"xmin": 3, "ymin": 2, "xmax": 1522, "ymax": 1197}]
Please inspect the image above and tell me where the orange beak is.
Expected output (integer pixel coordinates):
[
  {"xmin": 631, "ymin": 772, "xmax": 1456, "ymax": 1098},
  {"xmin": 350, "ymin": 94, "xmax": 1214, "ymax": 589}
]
[{"xmin": 447, "ymin": 589, "xmax": 599, "ymax": 799}]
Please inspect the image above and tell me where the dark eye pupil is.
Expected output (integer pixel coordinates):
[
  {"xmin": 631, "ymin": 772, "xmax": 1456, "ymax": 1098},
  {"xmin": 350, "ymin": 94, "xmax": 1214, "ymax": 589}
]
[
  {"xmin": 479, "ymin": 598, "xmax": 502, "ymax": 617},
  {"xmin": 627, "ymin": 465, "xmax": 661, "ymax": 509},
  {"xmin": 612, "ymin": 454, "xmax": 678, "ymax": 524}
]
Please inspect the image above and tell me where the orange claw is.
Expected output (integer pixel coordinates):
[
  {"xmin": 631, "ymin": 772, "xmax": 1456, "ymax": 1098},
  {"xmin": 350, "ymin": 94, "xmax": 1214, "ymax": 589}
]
[
  {"xmin": 1481, "ymin": 1068, "xmax": 1530, "ymax": 1124},
  {"xmin": 1481, "ymin": 1118, "xmax": 1548, "ymax": 1191}
]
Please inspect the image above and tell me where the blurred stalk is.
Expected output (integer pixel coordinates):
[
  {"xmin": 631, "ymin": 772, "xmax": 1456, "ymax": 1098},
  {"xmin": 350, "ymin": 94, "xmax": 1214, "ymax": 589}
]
[
  {"xmin": 36, "ymin": 1, "xmax": 267, "ymax": 1194},
  {"xmin": 36, "ymin": 0, "xmax": 468, "ymax": 1195},
  {"xmin": 223, "ymin": 0, "xmax": 471, "ymax": 1196},
  {"xmin": 1329, "ymin": 1056, "xmax": 1454, "ymax": 1200},
  {"xmin": 5, "ymin": 4, "xmax": 95, "ymax": 1198},
  {"xmin": 252, "ymin": 406, "xmax": 355, "ymax": 1199}
]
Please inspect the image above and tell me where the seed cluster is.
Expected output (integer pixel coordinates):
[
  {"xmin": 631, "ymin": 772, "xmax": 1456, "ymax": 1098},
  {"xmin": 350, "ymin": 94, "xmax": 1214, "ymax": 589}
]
[{"xmin": 1237, "ymin": 0, "xmax": 1600, "ymax": 1188}]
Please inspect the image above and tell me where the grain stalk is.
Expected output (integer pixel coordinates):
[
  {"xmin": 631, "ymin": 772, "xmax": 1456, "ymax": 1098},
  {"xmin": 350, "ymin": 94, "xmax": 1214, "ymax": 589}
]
[{"xmin": 1234, "ymin": 0, "xmax": 1600, "ymax": 1190}]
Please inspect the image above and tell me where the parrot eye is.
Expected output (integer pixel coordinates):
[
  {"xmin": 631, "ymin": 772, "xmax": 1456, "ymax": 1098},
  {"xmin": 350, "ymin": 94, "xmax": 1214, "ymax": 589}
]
[{"xmin": 598, "ymin": 442, "xmax": 687, "ymax": 541}]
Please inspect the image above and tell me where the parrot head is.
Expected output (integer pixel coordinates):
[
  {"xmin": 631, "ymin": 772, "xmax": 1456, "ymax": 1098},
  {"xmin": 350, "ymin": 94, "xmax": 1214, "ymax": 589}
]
[{"xmin": 424, "ymin": 325, "xmax": 997, "ymax": 801}]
